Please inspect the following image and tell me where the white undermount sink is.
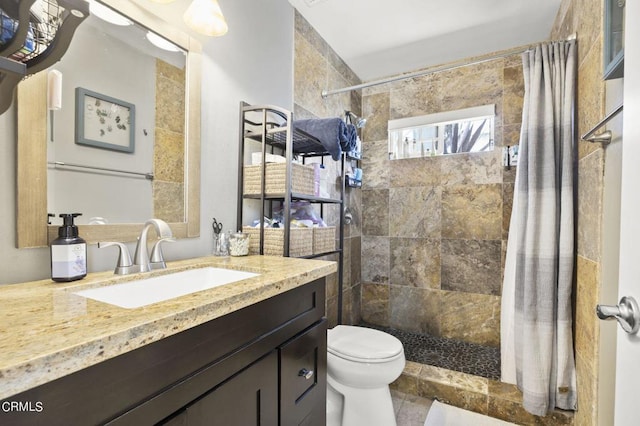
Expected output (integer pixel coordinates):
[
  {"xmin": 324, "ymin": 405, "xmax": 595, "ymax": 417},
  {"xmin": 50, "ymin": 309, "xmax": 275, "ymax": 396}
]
[{"xmin": 74, "ymin": 267, "xmax": 260, "ymax": 309}]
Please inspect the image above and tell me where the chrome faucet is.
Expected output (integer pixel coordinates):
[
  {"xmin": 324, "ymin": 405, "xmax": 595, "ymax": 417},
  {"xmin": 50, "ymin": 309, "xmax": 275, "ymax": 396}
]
[
  {"xmin": 100, "ymin": 219, "xmax": 175, "ymax": 275},
  {"xmin": 133, "ymin": 219, "xmax": 174, "ymax": 273}
]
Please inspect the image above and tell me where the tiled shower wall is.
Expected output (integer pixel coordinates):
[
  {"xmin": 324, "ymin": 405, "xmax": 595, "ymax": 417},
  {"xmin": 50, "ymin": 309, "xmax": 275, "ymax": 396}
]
[
  {"xmin": 294, "ymin": 1, "xmax": 610, "ymax": 423},
  {"xmin": 359, "ymin": 55, "xmax": 525, "ymax": 348},
  {"xmin": 551, "ymin": 0, "xmax": 611, "ymax": 424},
  {"xmin": 293, "ymin": 11, "xmax": 363, "ymax": 327}
]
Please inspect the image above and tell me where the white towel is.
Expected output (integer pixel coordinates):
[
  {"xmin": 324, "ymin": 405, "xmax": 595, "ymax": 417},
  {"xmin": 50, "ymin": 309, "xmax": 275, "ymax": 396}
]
[{"xmin": 424, "ymin": 401, "xmax": 516, "ymax": 426}]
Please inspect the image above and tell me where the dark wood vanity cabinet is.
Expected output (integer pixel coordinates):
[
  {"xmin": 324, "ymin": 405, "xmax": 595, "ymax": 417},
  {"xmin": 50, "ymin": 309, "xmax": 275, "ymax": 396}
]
[
  {"xmin": 1, "ymin": 279, "xmax": 327, "ymax": 426},
  {"xmin": 161, "ymin": 351, "xmax": 279, "ymax": 426},
  {"xmin": 161, "ymin": 319, "xmax": 327, "ymax": 426},
  {"xmin": 280, "ymin": 323, "xmax": 327, "ymax": 426}
]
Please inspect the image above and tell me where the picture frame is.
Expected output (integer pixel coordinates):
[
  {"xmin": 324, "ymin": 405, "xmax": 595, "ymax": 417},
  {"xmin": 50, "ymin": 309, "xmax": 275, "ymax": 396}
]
[{"xmin": 75, "ymin": 87, "xmax": 135, "ymax": 153}]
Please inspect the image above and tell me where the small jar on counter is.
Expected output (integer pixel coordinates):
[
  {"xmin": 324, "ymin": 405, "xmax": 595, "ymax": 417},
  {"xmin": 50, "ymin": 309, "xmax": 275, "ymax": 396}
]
[
  {"xmin": 213, "ymin": 231, "xmax": 230, "ymax": 256},
  {"xmin": 229, "ymin": 232, "xmax": 250, "ymax": 256}
]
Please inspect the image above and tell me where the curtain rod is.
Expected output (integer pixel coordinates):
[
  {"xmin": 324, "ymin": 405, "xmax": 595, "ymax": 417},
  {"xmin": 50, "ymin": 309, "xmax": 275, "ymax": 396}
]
[
  {"xmin": 48, "ymin": 161, "xmax": 154, "ymax": 180},
  {"xmin": 321, "ymin": 36, "xmax": 577, "ymax": 98}
]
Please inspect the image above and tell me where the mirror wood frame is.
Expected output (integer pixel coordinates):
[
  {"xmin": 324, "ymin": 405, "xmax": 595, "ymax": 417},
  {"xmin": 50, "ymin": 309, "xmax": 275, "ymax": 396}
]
[{"xmin": 16, "ymin": 0, "xmax": 201, "ymax": 248}]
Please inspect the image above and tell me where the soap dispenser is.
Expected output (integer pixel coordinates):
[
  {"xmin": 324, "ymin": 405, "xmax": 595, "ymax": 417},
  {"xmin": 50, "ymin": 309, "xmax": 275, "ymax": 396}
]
[{"xmin": 50, "ymin": 213, "xmax": 87, "ymax": 282}]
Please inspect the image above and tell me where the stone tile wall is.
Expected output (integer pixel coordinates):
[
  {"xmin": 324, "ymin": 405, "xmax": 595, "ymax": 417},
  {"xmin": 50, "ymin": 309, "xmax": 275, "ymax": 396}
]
[
  {"xmin": 293, "ymin": 11, "xmax": 362, "ymax": 327},
  {"xmin": 550, "ymin": 0, "xmax": 609, "ymax": 424},
  {"xmin": 392, "ymin": 363, "xmax": 574, "ymax": 425},
  {"xmin": 360, "ymin": 55, "xmax": 524, "ymax": 348},
  {"xmin": 154, "ymin": 59, "xmax": 185, "ymax": 222}
]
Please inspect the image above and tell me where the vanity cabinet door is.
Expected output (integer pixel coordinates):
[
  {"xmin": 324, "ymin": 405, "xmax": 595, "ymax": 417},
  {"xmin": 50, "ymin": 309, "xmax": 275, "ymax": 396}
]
[
  {"xmin": 185, "ymin": 351, "xmax": 278, "ymax": 426},
  {"xmin": 280, "ymin": 320, "xmax": 327, "ymax": 426},
  {"xmin": 159, "ymin": 410, "xmax": 188, "ymax": 426}
]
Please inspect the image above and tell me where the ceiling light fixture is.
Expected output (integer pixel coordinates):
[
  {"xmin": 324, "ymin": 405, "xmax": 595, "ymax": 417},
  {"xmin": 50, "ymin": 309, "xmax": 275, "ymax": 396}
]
[
  {"xmin": 146, "ymin": 31, "xmax": 181, "ymax": 52},
  {"xmin": 88, "ymin": 0, "xmax": 132, "ymax": 26},
  {"xmin": 183, "ymin": 0, "xmax": 228, "ymax": 37}
]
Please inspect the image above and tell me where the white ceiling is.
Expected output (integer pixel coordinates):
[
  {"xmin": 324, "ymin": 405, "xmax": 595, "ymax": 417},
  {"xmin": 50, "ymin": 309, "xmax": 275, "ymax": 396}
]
[
  {"xmin": 132, "ymin": 0, "xmax": 562, "ymax": 82},
  {"xmin": 288, "ymin": 0, "xmax": 563, "ymax": 81}
]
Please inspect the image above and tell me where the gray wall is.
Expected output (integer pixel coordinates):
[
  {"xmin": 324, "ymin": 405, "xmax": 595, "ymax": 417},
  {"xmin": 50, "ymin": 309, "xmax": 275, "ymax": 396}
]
[
  {"xmin": 0, "ymin": 0, "xmax": 294, "ymax": 284},
  {"xmin": 48, "ymin": 19, "xmax": 157, "ymax": 224}
]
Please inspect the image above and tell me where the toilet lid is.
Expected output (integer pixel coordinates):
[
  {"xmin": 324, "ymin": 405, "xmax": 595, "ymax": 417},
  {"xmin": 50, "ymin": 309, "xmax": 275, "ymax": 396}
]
[{"xmin": 327, "ymin": 325, "xmax": 404, "ymax": 362}]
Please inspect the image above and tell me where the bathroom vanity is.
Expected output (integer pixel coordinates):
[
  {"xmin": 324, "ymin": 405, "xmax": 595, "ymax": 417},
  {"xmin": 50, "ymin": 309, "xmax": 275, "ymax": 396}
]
[{"xmin": 0, "ymin": 256, "xmax": 335, "ymax": 425}]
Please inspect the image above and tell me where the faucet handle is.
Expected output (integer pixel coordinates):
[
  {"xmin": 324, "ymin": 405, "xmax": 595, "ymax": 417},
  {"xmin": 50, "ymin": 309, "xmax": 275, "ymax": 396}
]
[
  {"xmin": 149, "ymin": 237, "xmax": 176, "ymax": 270},
  {"xmin": 99, "ymin": 241, "xmax": 136, "ymax": 275}
]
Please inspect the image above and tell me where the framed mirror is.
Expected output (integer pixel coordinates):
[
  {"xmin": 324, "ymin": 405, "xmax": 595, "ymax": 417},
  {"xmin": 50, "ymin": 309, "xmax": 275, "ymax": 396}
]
[{"xmin": 16, "ymin": 0, "xmax": 202, "ymax": 247}]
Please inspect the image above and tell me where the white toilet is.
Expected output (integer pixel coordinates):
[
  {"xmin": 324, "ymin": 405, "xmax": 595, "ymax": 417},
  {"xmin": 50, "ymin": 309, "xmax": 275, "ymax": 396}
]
[{"xmin": 326, "ymin": 325, "xmax": 406, "ymax": 426}]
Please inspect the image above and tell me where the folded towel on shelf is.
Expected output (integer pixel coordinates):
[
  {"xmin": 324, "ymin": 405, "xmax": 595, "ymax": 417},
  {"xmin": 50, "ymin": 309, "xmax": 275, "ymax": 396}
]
[{"xmin": 293, "ymin": 118, "xmax": 358, "ymax": 161}]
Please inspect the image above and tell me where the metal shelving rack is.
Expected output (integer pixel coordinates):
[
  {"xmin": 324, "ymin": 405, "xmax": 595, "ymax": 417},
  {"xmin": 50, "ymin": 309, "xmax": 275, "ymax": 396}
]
[
  {"xmin": 237, "ymin": 102, "xmax": 345, "ymax": 323},
  {"xmin": 0, "ymin": 0, "xmax": 89, "ymax": 115},
  {"xmin": 345, "ymin": 151, "xmax": 362, "ymax": 188}
]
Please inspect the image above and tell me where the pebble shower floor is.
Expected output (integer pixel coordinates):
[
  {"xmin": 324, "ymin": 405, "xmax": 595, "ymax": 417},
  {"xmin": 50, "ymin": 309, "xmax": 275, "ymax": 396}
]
[{"xmin": 360, "ymin": 323, "xmax": 501, "ymax": 380}]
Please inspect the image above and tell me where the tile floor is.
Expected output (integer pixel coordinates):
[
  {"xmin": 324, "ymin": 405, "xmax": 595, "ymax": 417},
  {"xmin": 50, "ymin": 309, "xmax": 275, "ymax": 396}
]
[
  {"xmin": 360, "ymin": 323, "xmax": 500, "ymax": 380},
  {"xmin": 392, "ymin": 390, "xmax": 432, "ymax": 426}
]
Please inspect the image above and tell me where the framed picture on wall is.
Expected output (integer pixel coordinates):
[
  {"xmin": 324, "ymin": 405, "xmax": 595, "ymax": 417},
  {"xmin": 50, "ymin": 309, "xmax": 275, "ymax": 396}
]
[{"xmin": 75, "ymin": 87, "xmax": 135, "ymax": 153}]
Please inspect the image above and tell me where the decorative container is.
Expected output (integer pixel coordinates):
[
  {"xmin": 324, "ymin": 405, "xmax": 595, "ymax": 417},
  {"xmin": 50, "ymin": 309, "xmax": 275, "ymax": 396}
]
[
  {"xmin": 229, "ymin": 232, "xmax": 250, "ymax": 256},
  {"xmin": 243, "ymin": 163, "xmax": 315, "ymax": 195},
  {"xmin": 313, "ymin": 226, "xmax": 336, "ymax": 254},
  {"xmin": 243, "ymin": 226, "xmax": 313, "ymax": 257}
]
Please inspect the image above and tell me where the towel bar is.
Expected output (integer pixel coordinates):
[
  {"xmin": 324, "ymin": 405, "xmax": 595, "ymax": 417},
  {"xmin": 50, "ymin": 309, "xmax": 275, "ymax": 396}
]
[
  {"xmin": 581, "ymin": 104, "xmax": 624, "ymax": 145},
  {"xmin": 48, "ymin": 161, "xmax": 154, "ymax": 180}
]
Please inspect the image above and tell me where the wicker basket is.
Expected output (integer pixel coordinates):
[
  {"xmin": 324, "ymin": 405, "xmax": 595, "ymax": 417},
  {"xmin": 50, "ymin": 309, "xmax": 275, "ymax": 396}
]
[
  {"xmin": 243, "ymin": 163, "xmax": 315, "ymax": 195},
  {"xmin": 313, "ymin": 226, "xmax": 336, "ymax": 254},
  {"xmin": 243, "ymin": 226, "xmax": 313, "ymax": 257}
]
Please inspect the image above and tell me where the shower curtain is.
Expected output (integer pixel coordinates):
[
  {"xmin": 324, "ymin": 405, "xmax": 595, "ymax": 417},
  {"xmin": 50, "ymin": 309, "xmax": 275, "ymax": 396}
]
[{"xmin": 500, "ymin": 41, "xmax": 577, "ymax": 416}]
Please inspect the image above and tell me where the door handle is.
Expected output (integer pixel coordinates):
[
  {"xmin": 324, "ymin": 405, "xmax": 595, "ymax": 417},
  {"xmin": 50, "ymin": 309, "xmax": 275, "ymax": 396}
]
[{"xmin": 596, "ymin": 296, "xmax": 640, "ymax": 334}]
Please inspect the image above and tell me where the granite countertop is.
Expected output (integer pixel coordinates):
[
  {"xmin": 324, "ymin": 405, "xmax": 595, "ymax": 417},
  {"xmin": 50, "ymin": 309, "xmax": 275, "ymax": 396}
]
[{"xmin": 0, "ymin": 255, "xmax": 336, "ymax": 400}]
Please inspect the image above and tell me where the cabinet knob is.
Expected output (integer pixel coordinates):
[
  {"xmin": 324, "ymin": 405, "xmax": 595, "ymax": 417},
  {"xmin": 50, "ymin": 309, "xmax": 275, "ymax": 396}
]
[{"xmin": 298, "ymin": 368, "xmax": 314, "ymax": 380}]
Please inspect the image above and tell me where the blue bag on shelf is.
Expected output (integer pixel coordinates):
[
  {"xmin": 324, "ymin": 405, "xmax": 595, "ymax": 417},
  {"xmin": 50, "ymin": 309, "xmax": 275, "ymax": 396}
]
[
  {"xmin": 1, "ymin": 12, "xmax": 18, "ymax": 46},
  {"xmin": 0, "ymin": 11, "xmax": 36, "ymax": 57}
]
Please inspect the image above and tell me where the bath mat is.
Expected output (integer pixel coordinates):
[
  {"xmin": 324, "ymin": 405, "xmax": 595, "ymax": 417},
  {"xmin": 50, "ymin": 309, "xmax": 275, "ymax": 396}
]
[{"xmin": 424, "ymin": 400, "xmax": 517, "ymax": 426}]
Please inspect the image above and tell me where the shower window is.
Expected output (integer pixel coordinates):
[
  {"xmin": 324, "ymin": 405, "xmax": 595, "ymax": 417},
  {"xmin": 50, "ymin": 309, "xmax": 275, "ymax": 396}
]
[{"xmin": 388, "ymin": 104, "xmax": 495, "ymax": 160}]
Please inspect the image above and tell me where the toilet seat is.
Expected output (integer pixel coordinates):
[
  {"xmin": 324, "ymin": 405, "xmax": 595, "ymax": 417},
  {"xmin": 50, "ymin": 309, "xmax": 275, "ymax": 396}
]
[{"xmin": 328, "ymin": 325, "xmax": 403, "ymax": 363}]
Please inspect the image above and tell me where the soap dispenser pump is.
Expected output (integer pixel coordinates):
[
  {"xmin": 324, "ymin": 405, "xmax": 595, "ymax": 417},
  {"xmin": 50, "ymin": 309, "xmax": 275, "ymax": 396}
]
[{"xmin": 50, "ymin": 213, "xmax": 87, "ymax": 282}]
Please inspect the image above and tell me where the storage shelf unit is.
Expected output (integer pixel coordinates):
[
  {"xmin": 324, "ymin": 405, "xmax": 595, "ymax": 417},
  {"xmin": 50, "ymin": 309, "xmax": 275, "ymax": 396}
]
[
  {"xmin": 242, "ymin": 193, "xmax": 342, "ymax": 204},
  {"xmin": 237, "ymin": 102, "xmax": 345, "ymax": 322},
  {"xmin": 0, "ymin": 0, "xmax": 89, "ymax": 115},
  {"xmin": 244, "ymin": 124, "xmax": 333, "ymax": 156},
  {"xmin": 0, "ymin": 56, "xmax": 26, "ymax": 114}
]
